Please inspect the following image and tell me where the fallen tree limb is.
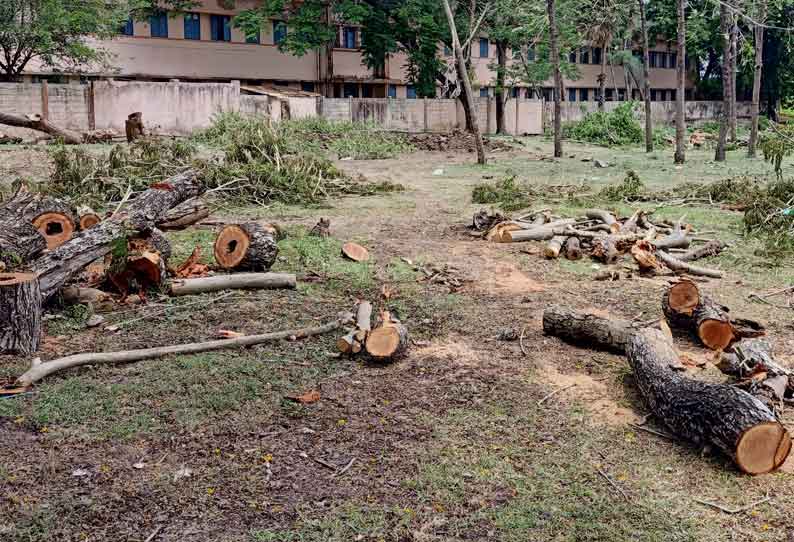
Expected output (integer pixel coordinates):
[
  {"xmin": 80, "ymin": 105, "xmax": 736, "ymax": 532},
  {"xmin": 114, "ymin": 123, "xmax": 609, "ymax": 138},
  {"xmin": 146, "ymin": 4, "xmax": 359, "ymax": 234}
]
[
  {"xmin": 0, "ymin": 112, "xmax": 83, "ymax": 144},
  {"xmin": 169, "ymin": 272, "xmax": 296, "ymax": 296},
  {"xmin": 15, "ymin": 312, "xmax": 354, "ymax": 387},
  {"xmin": 656, "ymin": 250, "xmax": 723, "ymax": 278},
  {"xmin": 499, "ymin": 219, "xmax": 578, "ymax": 243},
  {"xmin": 157, "ymin": 198, "xmax": 209, "ymax": 230},
  {"xmin": 678, "ymin": 240, "xmax": 727, "ymax": 262},
  {"xmin": 542, "ymin": 305, "xmax": 633, "ymax": 354},
  {"xmin": 585, "ymin": 209, "xmax": 619, "ymax": 233}
]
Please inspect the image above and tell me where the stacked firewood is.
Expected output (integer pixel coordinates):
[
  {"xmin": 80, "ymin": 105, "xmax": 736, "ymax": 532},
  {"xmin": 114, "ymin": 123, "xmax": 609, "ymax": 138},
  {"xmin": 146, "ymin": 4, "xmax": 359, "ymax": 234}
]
[
  {"xmin": 337, "ymin": 301, "xmax": 409, "ymax": 362},
  {"xmin": 473, "ymin": 208, "xmax": 727, "ymax": 278}
]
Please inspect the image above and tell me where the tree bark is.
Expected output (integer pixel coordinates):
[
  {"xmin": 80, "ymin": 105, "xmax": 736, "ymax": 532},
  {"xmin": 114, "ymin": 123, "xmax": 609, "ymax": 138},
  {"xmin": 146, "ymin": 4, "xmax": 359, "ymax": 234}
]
[
  {"xmin": 597, "ymin": 34, "xmax": 612, "ymax": 112},
  {"xmin": 544, "ymin": 236, "xmax": 567, "ymax": 258},
  {"xmin": 729, "ymin": 17, "xmax": 738, "ymax": 143},
  {"xmin": 365, "ymin": 310, "xmax": 408, "ymax": 361},
  {"xmin": 0, "ymin": 220, "xmax": 46, "ymax": 268},
  {"xmin": 628, "ymin": 328, "xmax": 790, "ymax": 475},
  {"xmin": 542, "ymin": 305, "xmax": 633, "ymax": 354},
  {"xmin": 443, "ymin": 0, "xmax": 486, "ymax": 165},
  {"xmin": 639, "ymin": 0, "xmax": 653, "ymax": 152},
  {"xmin": 501, "ymin": 218, "xmax": 578, "ymax": 242},
  {"xmin": 496, "ymin": 40, "xmax": 507, "ymax": 134},
  {"xmin": 169, "ymin": 272, "xmax": 297, "ymax": 296},
  {"xmin": 715, "ymin": 2, "xmax": 732, "ymax": 162},
  {"xmin": 563, "ymin": 236, "xmax": 582, "ymax": 260},
  {"xmin": 0, "ymin": 272, "xmax": 41, "ymax": 355},
  {"xmin": 1, "ymin": 187, "xmax": 77, "ymax": 250},
  {"xmin": 125, "ymin": 112, "xmax": 144, "ymax": 143},
  {"xmin": 656, "ymin": 250, "xmax": 723, "ymax": 278},
  {"xmin": 77, "ymin": 205, "xmax": 101, "ymax": 230},
  {"xmin": 213, "ymin": 223, "xmax": 278, "ymax": 272},
  {"xmin": 26, "ymin": 170, "xmax": 202, "ymax": 300},
  {"xmin": 678, "ymin": 240, "xmax": 727, "ymax": 262},
  {"xmin": 748, "ymin": 0, "xmax": 766, "ymax": 158},
  {"xmin": 456, "ymin": 62, "xmax": 476, "ymax": 132},
  {"xmin": 674, "ymin": 0, "xmax": 687, "ymax": 164},
  {"xmin": 547, "ymin": 0, "xmax": 564, "ymax": 158},
  {"xmin": 0, "ymin": 112, "xmax": 83, "ymax": 144},
  {"xmin": 157, "ymin": 198, "xmax": 209, "ymax": 230}
]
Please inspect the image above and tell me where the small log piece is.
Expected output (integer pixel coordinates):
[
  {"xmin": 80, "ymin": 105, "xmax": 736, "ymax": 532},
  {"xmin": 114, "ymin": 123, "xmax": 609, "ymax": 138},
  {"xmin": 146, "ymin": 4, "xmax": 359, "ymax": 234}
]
[
  {"xmin": 338, "ymin": 301, "xmax": 373, "ymax": 354},
  {"xmin": 341, "ymin": 242, "xmax": 370, "ymax": 262},
  {"xmin": 310, "ymin": 218, "xmax": 331, "ymax": 238},
  {"xmin": 157, "ymin": 198, "xmax": 209, "ymax": 231},
  {"xmin": 169, "ymin": 273, "xmax": 296, "ymax": 296},
  {"xmin": 544, "ymin": 236, "xmax": 567, "ymax": 259},
  {"xmin": 628, "ymin": 328, "xmax": 791, "ymax": 475},
  {"xmin": 365, "ymin": 310, "xmax": 408, "ymax": 361},
  {"xmin": 214, "ymin": 223, "xmax": 278, "ymax": 271},
  {"xmin": 77, "ymin": 205, "xmax": 101, "ymax": 230},
  {"xmin": 0, "ymin": 272, "xmax": 42, "ymax": 355},
  {"xmin": 591, "ymin": 237, "xmax": 619, "ymax": 264},
  {"xmin": 563, "ymin": 236, "xmax": 582, "ymax": 260},
  {"xmin": 678, "ymin": 240, "xmax": 727, "ymax": 262},
  {"xmin": 125, "ymin": 112, "xmax": 144, "ymax": 143}
]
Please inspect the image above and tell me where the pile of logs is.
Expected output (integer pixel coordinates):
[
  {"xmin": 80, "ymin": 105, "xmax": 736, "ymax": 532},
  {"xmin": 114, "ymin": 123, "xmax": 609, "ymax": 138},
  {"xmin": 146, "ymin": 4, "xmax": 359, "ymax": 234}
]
[
  {"xmin": 473, "ymin": 208, "xmax": 727, "ymax": 278},
  {"xmin": 542, "ymin": 280, "xmax": 793, "ymax": 475},
  {"xmin": 337, "ymin": 301, "xmax": 409, "ymax": 362}
]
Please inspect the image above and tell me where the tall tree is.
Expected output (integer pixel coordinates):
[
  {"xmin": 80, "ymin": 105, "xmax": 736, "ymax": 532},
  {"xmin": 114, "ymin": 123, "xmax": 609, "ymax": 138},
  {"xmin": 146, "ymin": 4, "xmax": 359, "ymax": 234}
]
[
  {"xmin": 547, "ymin": 0, "xmax": 564, "ymax": 158},
  {"xmin": 748, "ymin": 0, "xmax": 767, "ymax": 157},
  {"xmin": 715, "ymin": 0, "xmax": 732, "ymax": 162},
  {"xmin": 442, "ymin": 0, "xmax": 486, "ymax": 164},
  {"xmin": 638, "ymin": 0, "xmax": 653, "ymax": 152},
  {"xmin": 674, "ymin": 0, "xmax": 686, "ymax": 164},
  {"xmin": 728, "ymin": 10, "xmax": 739, "ymax": 142}
]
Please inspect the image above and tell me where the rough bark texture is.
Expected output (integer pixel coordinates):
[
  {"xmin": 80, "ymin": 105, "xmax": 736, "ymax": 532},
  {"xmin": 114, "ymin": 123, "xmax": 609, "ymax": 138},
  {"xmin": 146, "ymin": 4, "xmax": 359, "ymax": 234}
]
[
  {"xmin": 157, "ymin": 198, "xmax": 209, "ymax": 230},
  {"xmin": 542, "ymin": 305, "xmax": 632, "ymax": 355},
  {"xmin": 678, "ymin": 240, "xmax": 727, "ymax": 262},
  {"xmin": 0, "ymin": 220, "xmax": 46, "ymax": 268},
  {"xmin": 1, "ymin": 187, "xmax": 77, "ymax": 249},
  {"xmin": 502, "ymin": 219, "xmax": 577, "ymax": 243},
  {"xmin": 27, "ymin": 170, "xmax": 201, "ymax": 300},
  {"xmin": 0, "ymin": 112, "xmax": 83, "ymax": 144},
  {"xmin": 628, "ymin": 328, "xmax": 790, "ymax": 474},
  {"xmin": 585, "ymin": 209, "xmax": 618, "ymax": 232},
  {"xmin": 674, "ymin": 0, "xmax": 687, "ymax": 164},
  {"xmin": 77, "ymin": 206, "xmax": 101, "ymax": 230},
  {"xmin": 0, "ymin": 273, "xmax": 42, "ymax": 355},
  {"xmin": 125, "ymin": 112, "xmax": 144, "ymax": 143},
  {"xmin": 169, "ymin": 273, "xmax": 296, "ymax": 296},
  {"xmin": 656, "ymin": 250, "xmax": 723, "ymax": 278},
  {"xmin": 563, "ymin": 236, "xmax": 582, "ymax": 260},
  {"xmin": 214, "ymin": 223, "xmax": 278, "ymax": 272},
  {"xmin": 748, "ymin": 1, "xmax": 766, "ymax": 157},
  {"xmin": 496, "ymin": 41, "xmax": 507, "ymax": 134},
  {"xmin": 544, "ymin": 236, "xmax": 566, "ymax": 259},
  {"xmin": 591, "ymin": 237, "xmax": 619, "ymax": 264},
  {"xmin": 547, "ymin": 0, "xmax": 563, "ymax": 158},
  {"xmin": 639, "ymin": 0, "xmax": 653, "ymax": 152},
  {"xmin": 728, "ymin": 19, "xmax": 738, "ymax": 142},
  {"xmin": 715, "ymin": 2, "xmax": 731, "ymax": 162}
]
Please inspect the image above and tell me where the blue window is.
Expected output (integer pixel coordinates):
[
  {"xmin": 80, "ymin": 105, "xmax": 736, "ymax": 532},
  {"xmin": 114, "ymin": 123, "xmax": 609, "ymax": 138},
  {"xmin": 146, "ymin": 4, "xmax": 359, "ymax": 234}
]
[
  {"xmin": 580, "ymin": 88, "xmax": 589, "ymax": 101},
  {"xmin": 184, "ymin": 13, "xmax": 200, "ymax": 40},
  {"xmin": 479, "ymin": 38, "xmax": 489, "ymax": 58},
  {"xmin": 512, "ymin": 87, "xmax": 520, "ymax": 98},
  {"xmin": 480, "ymin": 87, "xmax": 489, "ymax": 97},
  {"xmin": 580, "ymin": 49, "xmax": 589, "ymax": 64},
  {"xmin": 388, "ymin": 85, "xmax": 397, "ymax": 98},
  {"xmin": 569, "ymin": 50, "xmax": 577, "ymax": 63},
  {"xmin": 568, "ymin": 88, "xmax": 576, "ymax": 102},
  {"xmin": 343, "ymin": 27, "xmax": 357, "ymax": 49},
  {"xmin": 526, "ymin": 46, "xmax": 535, "ymax": 62},
  {"xmin": 121, "ymin": 17, "xmax": 134, "ymax": 36},
  {"xmin": 211, "ymin": 15, "xmax": 231, "ymax": 42},
  {"xmin": 246, "ymin": 30, "xmax": 260, "ymax": 44},
  {"xmin": 343, "ymin": 83, "xmax": 359, "ymax": 98},
  {"xmin": 669, "ymin": 53, "xmax": 677, "ymax": 69},
  {"xmin": 150, "ymin": 12, "xmax": 168, "ymax": 38},
  {"xmin": 406, "ymin": 85, "xmax": 416, "ymax": 99},
  {"xmin": 273, "ymin": 21, "xmax": 287, "ymax": 45},
  {"xmin": 592, "ymin": 47, "xmax": 602, "ymax": 65},
  {"xmin": 301, "ymin": 82, "xmax": 315, "ymax": 93}
]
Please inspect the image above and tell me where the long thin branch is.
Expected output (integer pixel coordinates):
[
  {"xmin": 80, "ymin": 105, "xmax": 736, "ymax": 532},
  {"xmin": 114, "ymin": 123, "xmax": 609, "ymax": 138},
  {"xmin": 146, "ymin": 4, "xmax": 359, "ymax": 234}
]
[
  {"xmin": 16, "ymin": 312, "xmax": 354, "ymax": 387},
  {"xmin": 462, "ymin": 1, "xmax": 494, "ymax": 50}
]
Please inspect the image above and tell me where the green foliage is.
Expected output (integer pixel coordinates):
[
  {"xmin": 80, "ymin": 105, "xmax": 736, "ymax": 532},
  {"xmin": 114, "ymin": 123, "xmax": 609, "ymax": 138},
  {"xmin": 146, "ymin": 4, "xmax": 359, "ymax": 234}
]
[
  {"xmin": 760, "ymin": 124, "xmax": 794, "ymax": 179},
  {"xmin": 599, "ymin": 170, "xmax": 645, "ymax": 201},
  {"xmin": 562, "ymin": 102, "xmax": 644, "ymax": 146},
  {"xmin": 472, "ymin": 176, "xmax": 533, "ymax": 211},
  {"xmin": 743, "ymin": 178, "xmax": 794, "ymax": 256}
]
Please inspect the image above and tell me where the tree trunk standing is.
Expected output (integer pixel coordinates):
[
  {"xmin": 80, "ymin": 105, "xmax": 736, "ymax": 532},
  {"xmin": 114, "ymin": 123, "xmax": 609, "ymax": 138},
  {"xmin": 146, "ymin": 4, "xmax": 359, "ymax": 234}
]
[
  {"xmin": 597, "ymin": 34, "xmax": 612, "ymax": 111},
  {"xmin": 496, "ymin": 40, "xmax": 507, "ymax": 134},
  {"xmin": 748, "ymin": 0, "xmax": 766, "ymax": 157},
  {"xmin": 442, "ymin": 0, "xmax": 486, "ymax": 165},
  {"xmin": 728, "ymin": 17, "xmax": 738, "ymax": 143},
  {"xmin": 639, "ymin": 0, "xmax": 653, "ymax": 152},
  {"xmin": 456, "ymin": 61, "xmax": 476, "ymax": 132},
  {"xmin": 674, "ymin": 0, "xmax": 687, "ymax": 164},
  {"xmin": 547, "ymin": 0, "xmax": 564, "ymax": 158},
  {"xmin": 715, "ymin": 2, "xmax": 732, "ymax": 162}
]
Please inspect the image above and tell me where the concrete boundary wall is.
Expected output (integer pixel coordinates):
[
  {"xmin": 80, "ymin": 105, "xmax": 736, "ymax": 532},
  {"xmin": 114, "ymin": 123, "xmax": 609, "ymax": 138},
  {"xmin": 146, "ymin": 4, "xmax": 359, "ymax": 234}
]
[{"xmin": 0, "ymin": 81, "xmax": 743, "ymax": 138}]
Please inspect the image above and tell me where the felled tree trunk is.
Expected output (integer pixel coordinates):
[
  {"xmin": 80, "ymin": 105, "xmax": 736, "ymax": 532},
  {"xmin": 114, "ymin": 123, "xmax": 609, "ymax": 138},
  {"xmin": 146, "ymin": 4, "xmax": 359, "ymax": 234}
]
[
  {"xmin": 109, "ymin": 228, "xmax": 172, "ymax": 296},
  {"xmin": 591, "ymin": 237, "xmax": 619, "ymax": 264},
  {"xmin": 0, "ymin": 272, "xmax": 42, "ymax": 355},
  {"xmin": 628, "ymin": 328, "xmax": 790, "ymax": 475},
  {"xmin": 157, "ymin": 198, "xmax": 209, "ymax": 230},
  {"xmin": 678, "ymin": 240, "xmax": 726, "ymax": 262},
  {"xmin": 125, "ymin": 112, "xmax": 144, "ymax": 143},
  {"xmin": 27, "ymin": 170, "xmax": 202, "ymax": 300},
  {"xmin": 1, "ymin": 187, "xmax": 77, "ymax": 249},
  {"xmin": 169, "ymin": 273, "xmax": 296, "ymax": 296},
  {"xmin": 542, "ymin": 305, "xmax": 633, "ymax": 354},
  {"xmin": 0, "ymin": 221, "xmax": 46, "ymax": 268},
  {"xmin": 214, "ymin": 223, "xmax": 278, "ymax": 272},
  {"xmin": 563, "ymin": 237, "xmax": 582, "ymax": 260},
  {"xmin": 365, "ymin": 310, "xmax": 408, "ymax": 361},
  {"xmin": 0, "ymin": 112, "xmax": 83, "ymax": 144}
]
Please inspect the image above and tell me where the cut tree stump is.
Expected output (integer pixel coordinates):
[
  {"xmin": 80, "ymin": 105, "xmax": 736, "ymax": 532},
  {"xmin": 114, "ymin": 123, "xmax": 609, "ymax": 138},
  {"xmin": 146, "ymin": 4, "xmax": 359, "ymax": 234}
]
[
  {"xmin": 0, "ymin": 272, "xmax": 42, "ymax": 355},
  {"xmin": 544, "ymin": 236, "xmax": 567, "ymax": 259},
  {"xmin": 77, "ymin": 206, "xmax": 101, "ymax": 230},
  {"xmin": 341, "ymin": 242, "xmax": 370, "ymax": 262},
  {"xmin": 125, "ymin": 112, "xmax": 144, "ymax": 142},
  {"xmin": 628, "ymin": 328, "xmax": 791, "ymax": 475},
  {"xmin": 365, "ymin": 310, "xmax": 408, "ymax": 361},
  {"xmin": 27, "ymin": 170, "xmax": 202, "ymax": 300},
  {"xmin": 1, "ymin": 187, "xmax": 77, "ymax": 249},
  {"xmin": 109, "ymin": 228, "xmax": 172, "ymax": 295},
  {"xmin": 214, "ymin": 223, "xmax": 278, "ymax": 272},
  {"xmin": 169, "ymin": 273, "xmax": 296, "ymax": 296},
  {"xmin": 591, "ymin": 237, "xmax": 619, "ymax": 264},
  {"xmin": 542, "ymin": 305, "xmax": 633, "ymax": 354},
  {"xmin": 157, "ymin": 198, "xmax": 209, "ymax": 231}
]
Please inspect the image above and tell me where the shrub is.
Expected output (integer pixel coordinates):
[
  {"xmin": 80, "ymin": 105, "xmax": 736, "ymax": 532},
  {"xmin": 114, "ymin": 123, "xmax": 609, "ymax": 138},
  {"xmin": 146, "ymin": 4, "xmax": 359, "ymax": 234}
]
[
  {"xmin": 472, "ymin": 176, "xmax": 533, "ymax": 211},
  {"xmin": 599, "ymin": 170, "xmax": 646, "ymax": 201},
  {"xmin": 562, "ymin": 102, "xmax": 643, "ymax": 146}
]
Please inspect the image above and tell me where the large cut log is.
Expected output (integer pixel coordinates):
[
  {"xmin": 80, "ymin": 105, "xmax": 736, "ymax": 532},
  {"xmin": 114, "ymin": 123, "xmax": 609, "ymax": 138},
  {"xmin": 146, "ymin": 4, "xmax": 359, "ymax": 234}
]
[
  {"xmin": 542, "ymin": 305, "xmax": 632, "ymax": 354},
  {"xmin": 109, "ymin": 228, "xmax": 172, "ymax": 296},
  {"xmin": 0, "ymin": 272, "xmax": 42, "ymax": 355},
  {"xmin": 0, "ymin": 112, "xmax": 83, "ymax": 144},
  {"xmin": 591, "ymin": 236, "xmax": 619, "ymax": 264},
  {"xmin": 1, "ymin": 187, "xmax": 77, "ymax": 249},
  {"xmin": 563, "ymin": 236, "xmax": 582, "ymax": 260},
  {"xmin": 678, "ymin": 240, "xmax": 727, "ymax": 262},
  {"xmin": 0, "ymin": 220, "xmax": 46, "ymax": 268},
  {"xmin": 365, "ymin": 310, "xmax": 408, "ymax": 361},
  {"xmin": 628, "ymin": 328, "xmax": 791, "ymax": 475},
  {"xmin": 214, "ymin": 223, "xmax": 278, "ymax": 271},
  {"xmin": 169, "ymin": 272, "xmax": 296, "ymax": 296},
  {"xmin": 502, "ymin": 219, "xmax": 577, "ymax": 243},
  {"xmin": 27, "ymin": 170, "xmax": 202, "ymax": 300},
  {"xmin": 157, "ymin": 198, "xmax": 209, "ymax": 230},
  {"xmin": 15, "ymin": 312, "xmax": 354, "ymax": 387}
]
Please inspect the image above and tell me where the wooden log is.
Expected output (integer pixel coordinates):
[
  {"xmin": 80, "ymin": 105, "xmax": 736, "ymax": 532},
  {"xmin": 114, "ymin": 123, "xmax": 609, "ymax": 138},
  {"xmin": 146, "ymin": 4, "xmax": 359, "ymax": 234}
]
[
  {"xmin": 0, "ymin": 220, "xmax": 46, "ymax": 268},
  {"xmin": 365, "ymin": 310, "xmax": 408, "ymax": 361},
  {"xmin": 0, "ymin": 112, "xmax": 83, "ymax": 144},
  {"xmin": 542, "ymin": 305, "xmax": 633, "ymax": 354},
  {"xmin": 214, "ymin": 223, "xmax": 278, "ymax": 271},
  {"xmin": 630, "ymin": 240, "xmax": 662, "ymax": 273},
  {"xmin": 109, "ymin": 228, "xmax": 172, "ymax": 295},
  {"xmin": 27, "ymin": 170, "xmax": 202, "ymax": 300},
  {"xmin": 338, "ymin": 301, "xmax": 372, "ymax": 354},
  {"xmin": 341, "ymin": 242, "xmax": 370, "ymax": 262},
  {"xmin": 309, "ymin": 218, "xmax": 331, "ymax": 237},
  {"xmin": 656, "ymin": 250, "xmax": 723, "ymax": 278},
  {"xmin": 0, "ymin": 272, "xmax": 41, "ymax": 355},
  {"xmin": 1, "ymin": 187, "xmax": 77, "ymax": 249},
  {"xmin": 544, "ymin": 236, "xmax": 567, "ymax": 259},
  {"xmin": 157, "ymin": 198, "xmax": 209, "ymax": 230},
  {"xmin": 563, "ymin": 236, "xmax": 582, "ymax": 260},
  {"xmin": 661, "ymin": 280, "xmax": 701, "ymax": 328},
  {"xmin": 652, "ymin": 228, "xmax": 691, "ymax": 250},
  {"xmin": 620, "ymin": 210, "xmax": 644, "ymax": 233},
  {"xmin": 628, "ymin": 328, "xmax": 791, "ymax": 475},
  {"xmin": 169, "ymin": 272, "xmax": 296, "ymax": 296},
  {"xmin": 591, "ymin": 237, "xmax": 619, "ymax": 264},
  {"xmin": 125, "ymin": 112, "xmax": 144, "ymax": 143},
  {"xmin": 15, "ymin": 312, "xmax": 353, "ymax": 387},
  {"xmin": 77, "ymin": 205, "xmax": 101, "ymax": 230},
  {"xmin": 694, "ymin": 297, "xmax": 736, "ymax": 350},
  {"xmin": 502, "ymin": 219, "xmax": 577, "ymax": 243},
  {"xmin": 678, "ymin": 240, "xmax": 727, "ymax": 262},
  {"xmin": 719, "ymin": 339, "xmax": 791, "ymax": 380},
  {"xmin": 585, "ymin": 209, "xmax": 620, "ymax": 233},
  {"xmin": 61, "ymin": 286, "xmax": 112, "ymax": 306}
]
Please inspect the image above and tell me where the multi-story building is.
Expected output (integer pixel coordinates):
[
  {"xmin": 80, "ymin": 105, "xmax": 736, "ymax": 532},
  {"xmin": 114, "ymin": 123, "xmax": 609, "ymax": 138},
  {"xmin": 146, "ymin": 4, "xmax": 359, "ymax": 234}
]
[{"xmin": 20, "ymin": 0, "xmax": 694, "ymax": 102}]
